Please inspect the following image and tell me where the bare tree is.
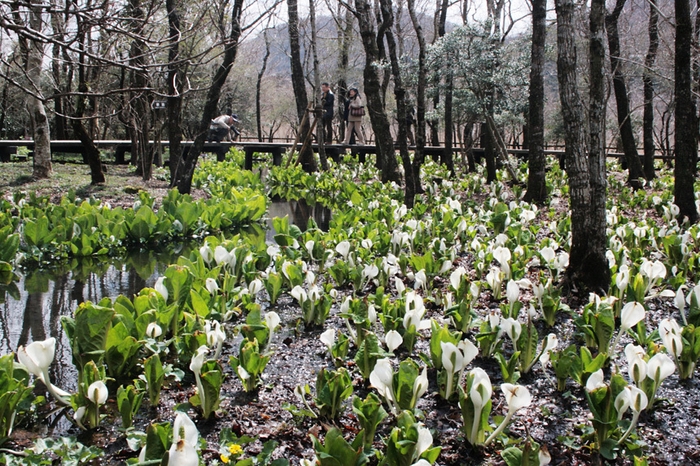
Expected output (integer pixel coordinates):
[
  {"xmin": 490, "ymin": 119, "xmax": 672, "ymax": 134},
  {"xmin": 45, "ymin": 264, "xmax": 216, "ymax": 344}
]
[
  {"xmin": 20, "ymin": 0, "xmax": 52, "ymax": 179},
  {"xmin": 352, "ymin": 0, "xmax": 399, "ymax": 182},
  {"xmin": 642, "ymin": 0, "xmax": 658, "ymax": 180},
  {"xmin": 166, "ymin": 0, "xmax": 184, "ymax": 182},
  {"xmin": 587, "ymin": 0, "xmax": 608, "ymax": 290},
  {"xmin": 333, "ymin": 1, "xmax": 354, "ymax": 143},
  {"xmin": 378, "ymin": 0, "xmax": 413, "ymax": 205},
  {"xmin": 256, "ymin": 28, "xmax": 271, "ymax": 142},
  {"xmin": 555, "ymin": 0, "xmax": 610, "ymax": 293},
  {"xmin": 174, "ymin": 0, "xmax": 245, "ymax": 193},
  {"xmin": 287, "ymin": 0, "xmax": 317, "ymax": 172},
  {"xmin": 407, "ymin": 0, "xmax": 427, "ymax": 193},
  {"xmin": 605, "ymin": 0, "xmax": 645, "ymax": 187},
  {"xmin": 309, "ymin": 0, "xmax": 328, "ymax": 170},
  {"xmin": 70, "ymin": 0, "xmax": 105, "ymax": 185},
  {"xmin": 523, "ymin": 0, "xmax": 547, "ymax": 203},
  {"xmin": 674, "ymin": 0, "xmax": 698, "ymax": 224}
]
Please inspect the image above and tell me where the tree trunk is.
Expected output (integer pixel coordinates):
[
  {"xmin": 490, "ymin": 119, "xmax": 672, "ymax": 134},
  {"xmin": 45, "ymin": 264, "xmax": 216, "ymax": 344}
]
[
  {"xmin": 256, "ymin": 29, "xmax": 271, "ymax": 142},
  {"xmin": 524, "ymin": 0, "xmax": 547, "ymax": 204},
  {"xmin": 50, "ymin": 0, "xmax": 67, "ymax": 140},
  {"xmin": 407, "ymin": 0, "xmax": 427, "ymax": 194},
  {"xmin": 27, "ymin": 0, "xmax": 52, "ymax": 179},
  {"xmin": 379, "ymin": 0, "xmax": 413, "ymax": 206},
  {"xmin": 166, "ymin": 0, "xmax": 184, "ymax": 183},
  {"xmin": 443, "ymin": 73, "xmax": 455, "ymax": 175},
  {"xmin": 354, "ymin": 0, "xmax": 399, "ymax": 183},
  {"xmin": 481, "ymin": 121, "xmax": 498, "ymax": 182},
  {"xmin": 175, "ymin": 0, "xmax": 244, "ymax": 193},
  {"xmin": 67, "ymin": 0, "xmax": 105, "ymax": 184},
  {"xmin": 556, "ymin": 0, "xmax": 610, "ymax": 293},
  {"xmin": 642, "ymin": 0, "xmax": 658, "ymax": 180},
  {"xmin": 675, "ymin": 0, "xmax": 699, "ymax": 224},
  {"xmin": 127, "ymin": 0, "xmax": 153, "ymax": 180},
  {"xmin": 463, "ymin": 121, "xmax": 477, "ymax": 172},
  {"xmin": 335, "ymin": 3, "xmax": 353, "ymax": 144},
  {"xmin": 309, "ymin": 0, "xmax": 328, "ymax": 170},
  {"xmin": 287, "ymin": 0, "xmax": 317, "ymax": 172},
  {"xmin": 605, "ymin": 0, "xmax": 645, "ymax": 186},
  {"xmin": 587, "ymin": 0, "xmax": 609, "ymax": 290}
]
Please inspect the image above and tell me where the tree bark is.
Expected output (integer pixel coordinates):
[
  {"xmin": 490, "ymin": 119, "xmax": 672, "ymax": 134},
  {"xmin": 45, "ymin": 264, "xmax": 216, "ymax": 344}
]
[
  {"xmin": 587, "ymin": 0, "xmax": 609, "ymax": 289},
  {"xmin": 50, "ymin": 0, "xmax": 67, "ymax": 140},
  {"xmin": 428, "ymin": 0, "xmax": 450, "ymax": 148},
  {"xmin": 175, "ymin": 0, "xmax": 244, "ymax": 193},
  {"xmin": 287, "ymin": 0, "xmax": 317, "ymax": 172},
  {"xmin": 443, "ymin": 73, "xmax": 455, "ymax": 175},
  {"xmin": 556, "ymin": 0, "xmax": 610, "ymax": 293},
  {"xmin": 481, "ymin": 120, "xmax": 498, "ymax": 183},
  {"xmin": 335, "ymin": 3, "xmax": 353, "ymax": 144},
  {"xmin": 26, "ymin": 0, "xmax": 52, "ymax": 179},
  {"xmin": 128, "ymin": 0, "xmax": 154, "ymax": 180},
  {"xmin": 407, "ymin": 0, "xmax": 427, "ymax": 194},
  {"xmin": 166, "ymin": 0, "xmax": 184, "ymax": 183},
  {"xmin": 309, "ymin": 0, "xmax": 328, "ymax": 170},
  {"xmin": 675, "ymin": 0, "xmax": 699, "ymax": 224},
  {"xmin": 354, "ymin": 0, "xmax": 399, "ymax": 182},
  {"xmin": 256, "ymin": 29, "xmax": 271, "ymax": 142},
  {"xmin": 524, "ymin": 0, "xmax": 547, "ymax": 204},
  {"xmin": 642, "ymin": 0, "xmax": 658, "ymax": 180},
  {"xmin": 71, "ymin": 32, "xmax": 105, "ymax": 185},
  {"xmin": 379, "ymin": 0, "xmax": 413, "ymax": 206},
  {"xmin": 605, "ymin": 0, "xmax": 645, "ymax": 186}
]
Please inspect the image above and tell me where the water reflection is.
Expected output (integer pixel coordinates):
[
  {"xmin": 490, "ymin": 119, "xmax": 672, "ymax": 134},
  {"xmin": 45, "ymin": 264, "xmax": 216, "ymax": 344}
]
[
  {"xmin": 0, "ymin": 249, "xmax": 192, "ymax": 391},
  {"xmin": 267, "ymin": 199, "xmax": 331, "ymax": 242},
  {"xmin": 0, "ymin": 200, "xmax": 328, "ymax": 390}
]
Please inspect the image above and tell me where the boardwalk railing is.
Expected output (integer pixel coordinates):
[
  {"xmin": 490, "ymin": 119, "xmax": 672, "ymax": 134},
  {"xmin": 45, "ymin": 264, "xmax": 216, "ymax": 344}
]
[{"xmin": 0, "ymin": 139, "xmax": 665, "ymax": 167}]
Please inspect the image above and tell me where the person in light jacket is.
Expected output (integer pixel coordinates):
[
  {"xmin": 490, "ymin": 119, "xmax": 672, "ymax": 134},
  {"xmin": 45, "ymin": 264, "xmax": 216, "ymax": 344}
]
[
  {"xmin": 342, "ymin": 88, "xmax": 365, "ymax": 145},
  {"xmin": 209, "ymin": 114, "xmax": 239, "ymax": 142}
]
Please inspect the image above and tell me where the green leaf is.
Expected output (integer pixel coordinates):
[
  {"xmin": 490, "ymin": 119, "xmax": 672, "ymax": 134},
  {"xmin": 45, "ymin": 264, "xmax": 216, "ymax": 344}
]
[
  {"xmin": 354, "ymin": 332, "xmax": 381, "ymax": 380},
  {"xmin": 429, "ymin": 320, "xmax": 461, "ymax": 370},
  {"xmin": 199, "ymin": 360, "xmax": 223, "ymax": 418},
  {"xmin": 164, "ymin": 265, "xmax": 194, "ymax": 307},
  {"xmin": 144, "ymin": 354, "xmax": 165, "ymax": 406},
  {"xmin": 312, "ymin": 427, "xmax": 367, "ymax": 466},
  {"xmin": 394, "ymin": 358, "xmax": 420, "ymax": 411},
  {"xmin": 105, "ymin": 322, "xmax": 140, "ymax": 380},
  {"xmin": 265, "ymin": 272, "xmax": 283, "ymax": 306},
  {"xmin": 63, "ymin": 301, "xmax": 115, "ymax": 373},
  {"xmin": 190, "ymin": 289, "xmax": 210, "ymax": 318},
  {"xmin": 143, "ymin": 422, "xmax": 172, "ymax": 462},
  {"xmin": 352, "ymin": 393, "xmax": 388, "ymax": 449},
  {"xmin": 518, "ymin": 322, "xmax": 539, "ymax": 373}
]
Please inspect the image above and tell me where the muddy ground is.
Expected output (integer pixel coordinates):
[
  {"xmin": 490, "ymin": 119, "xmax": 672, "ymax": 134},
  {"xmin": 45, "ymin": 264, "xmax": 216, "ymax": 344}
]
[{"xmin": 2, "ymin": 162, "xmax": 700, "ymax": 465}]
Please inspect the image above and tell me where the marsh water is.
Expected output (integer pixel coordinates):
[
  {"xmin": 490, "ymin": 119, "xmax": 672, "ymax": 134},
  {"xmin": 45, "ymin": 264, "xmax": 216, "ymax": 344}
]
[{"xmin": 0, "ymin": 199, "xmax": 330, "ymax": 392}]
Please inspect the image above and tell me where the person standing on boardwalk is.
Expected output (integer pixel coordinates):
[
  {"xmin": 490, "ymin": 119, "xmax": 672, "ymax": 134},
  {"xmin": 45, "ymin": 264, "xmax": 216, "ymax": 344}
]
[
  {"xmin": 406, "ymin": 106, "xmax": 416, "ymax": 146},
  {"xmin": 321, "ymin": 83, "xmax": 334, "ymax": 144},
  {"xmin": 342, "ymin": 88, "xmax": 365, "ymax": 145}
]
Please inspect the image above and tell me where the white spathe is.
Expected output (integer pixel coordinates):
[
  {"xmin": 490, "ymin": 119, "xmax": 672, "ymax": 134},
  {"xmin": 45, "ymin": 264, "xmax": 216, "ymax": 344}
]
[
  {"xmin": 385, "ymin": 330, "xmax": 403, "ymax": 353},
  {"xmin": 87, "ymin": 380, "xmax": 108, "ymax": 405}
]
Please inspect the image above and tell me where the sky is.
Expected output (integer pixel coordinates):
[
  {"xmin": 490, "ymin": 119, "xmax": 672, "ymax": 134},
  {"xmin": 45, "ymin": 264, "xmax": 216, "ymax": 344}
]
[{"xmin": 241, "ymin": 0, "xmax": 536, "ymax": 41}]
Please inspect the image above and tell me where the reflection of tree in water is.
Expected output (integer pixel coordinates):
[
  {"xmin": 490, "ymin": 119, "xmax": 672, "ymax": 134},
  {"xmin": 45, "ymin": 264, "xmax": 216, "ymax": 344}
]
[
  {"xmin": 18, "ymin": 291, "xmax": 47, "ymax": 348},
  {"xmin": 0, "ymin": 250, "xmax": 182, "ymax": 389},
  {"xmin": 0, "ymin": 300, "xmax": 10, "ymax": 353},
  {"xmin": 289, "ymin": 199, "xmax": 331, "ymax": 231}
]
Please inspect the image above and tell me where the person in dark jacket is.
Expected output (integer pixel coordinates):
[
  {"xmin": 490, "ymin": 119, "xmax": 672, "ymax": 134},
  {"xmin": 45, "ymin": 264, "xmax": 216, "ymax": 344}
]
[
  {"xmin": 321, "ymin": 82, "xmax": 334, "ymax": 144},
  {"xmin": 406, "ymin": 106, "xmax": 416, "ymax": 146}
]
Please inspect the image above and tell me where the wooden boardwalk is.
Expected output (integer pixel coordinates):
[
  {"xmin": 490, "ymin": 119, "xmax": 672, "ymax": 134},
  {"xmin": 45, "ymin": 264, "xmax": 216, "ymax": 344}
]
[{"xmin": 0, "ymin": 139, "xmax": 646, "ymax": 169}]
